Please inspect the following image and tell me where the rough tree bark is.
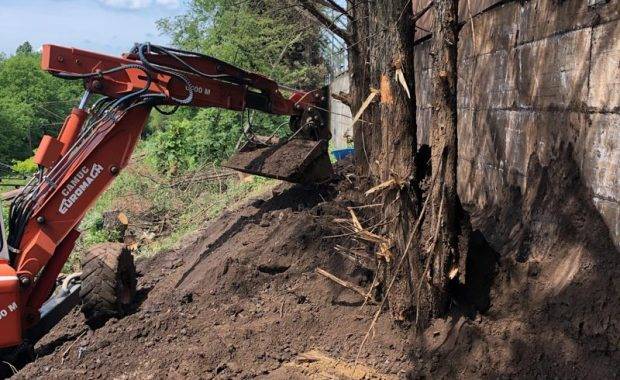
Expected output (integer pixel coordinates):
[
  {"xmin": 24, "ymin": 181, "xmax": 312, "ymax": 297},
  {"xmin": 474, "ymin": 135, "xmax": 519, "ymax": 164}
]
[
  {"xmin": 346, "ymin": 1, "xmax": 372, "ymax": 173},
  {"xmin": 296, "ymin": 0, "xmax": 471, "ymax": 330},
  {"xmin": 366, "ymin": 0, "xmax": 418, "ymax": 322},
  {"xmin": 422, "ymin": 0, "xmax": 471, "ymax": 324}
]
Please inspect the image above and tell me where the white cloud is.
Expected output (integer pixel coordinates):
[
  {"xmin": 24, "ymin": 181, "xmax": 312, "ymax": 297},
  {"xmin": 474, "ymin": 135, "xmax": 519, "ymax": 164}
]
[
  {"xmin": 155, "ymin": 0, "xmax": 180, "ymax": 7},
  {"xmin": 98, "ymin": 0, "xmax": 180, "ymax": 10},
  {"xmin": 98, "ymin": 0, "xmax": 150, "ymax": 9}
]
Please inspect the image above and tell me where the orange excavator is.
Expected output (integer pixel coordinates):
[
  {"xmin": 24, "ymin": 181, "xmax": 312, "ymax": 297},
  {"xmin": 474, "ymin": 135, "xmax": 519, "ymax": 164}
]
[{"xmin": 0, "ymin": 43, "xmax": 333, "ymax": 368}]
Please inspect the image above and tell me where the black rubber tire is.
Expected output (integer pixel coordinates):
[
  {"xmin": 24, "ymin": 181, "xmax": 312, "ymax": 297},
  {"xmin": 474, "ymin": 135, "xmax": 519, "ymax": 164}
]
[
  {"xmin": 0, "ymin": 344, "xmax": 34, "ymax": 378},
  {"xmin": 79, "ymin": 243, "xmax": 137, "ymax": 329}
]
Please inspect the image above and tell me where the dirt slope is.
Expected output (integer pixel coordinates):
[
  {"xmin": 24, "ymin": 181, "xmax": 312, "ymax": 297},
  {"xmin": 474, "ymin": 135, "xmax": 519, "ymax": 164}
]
[
  {"xmin": 410, "ymin": 147, "xmax": 619, "ymax": 378},
  {"xmin": 13, "ymin": 148, "xmax": 620, "ymax": 379},
  {"xmin": 15, "ymin": 167, "xmax": 411, "ymax": 379}
]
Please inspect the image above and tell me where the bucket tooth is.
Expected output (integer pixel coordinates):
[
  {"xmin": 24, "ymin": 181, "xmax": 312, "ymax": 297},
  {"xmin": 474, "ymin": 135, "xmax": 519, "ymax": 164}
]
[{"xmin": 223, "ymin": 139, "xmax": 333, "ymax": 184}]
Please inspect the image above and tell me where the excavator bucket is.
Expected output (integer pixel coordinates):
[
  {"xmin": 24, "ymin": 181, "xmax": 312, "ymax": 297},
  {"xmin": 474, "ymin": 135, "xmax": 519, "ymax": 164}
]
[{"xmin": 223, "ymin": 138, "xmax": 334, "ymax": 184}]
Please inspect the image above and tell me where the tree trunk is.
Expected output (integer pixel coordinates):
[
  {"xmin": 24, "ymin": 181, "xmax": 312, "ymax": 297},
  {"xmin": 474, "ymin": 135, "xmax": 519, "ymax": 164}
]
[
  {"xmin": 421, "ymin": 0, "xmax": 471, "ymax": 325},
  {"xmin": 302, "ymin": 0, "xmax": 471, "ymax": 330},
  {"xmin": 346, "ymin": 0, "xmax": 419, "ymax": 322},
  {"xmin": 369, "ymin": 0, "xmax": 418, "ymax": 322},
  {"xmin": 347, "ymin": 0, "xmax": 372, "ymax": 174}
]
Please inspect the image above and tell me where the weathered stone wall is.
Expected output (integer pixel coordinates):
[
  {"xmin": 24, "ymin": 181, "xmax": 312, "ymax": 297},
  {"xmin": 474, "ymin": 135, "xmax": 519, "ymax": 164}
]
[
  {"xmin": 329, "ymin": 73, "xmax": 353, "ymax": 149},
  {"xmin": 414, "ymin": 0, "xmax": 620, "ymax": 248}
]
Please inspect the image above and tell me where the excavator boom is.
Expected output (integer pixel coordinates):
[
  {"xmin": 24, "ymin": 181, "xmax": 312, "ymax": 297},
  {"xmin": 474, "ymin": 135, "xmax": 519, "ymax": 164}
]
[{"xmin": 0, "ymin": 43, "xmax": 333, "ymax": 356}]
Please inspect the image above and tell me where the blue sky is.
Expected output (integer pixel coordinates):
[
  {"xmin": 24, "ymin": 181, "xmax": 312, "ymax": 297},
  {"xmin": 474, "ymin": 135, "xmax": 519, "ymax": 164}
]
[{"xmin": 0, "ymin": 0, "xmax": 188, "ymax": 56}]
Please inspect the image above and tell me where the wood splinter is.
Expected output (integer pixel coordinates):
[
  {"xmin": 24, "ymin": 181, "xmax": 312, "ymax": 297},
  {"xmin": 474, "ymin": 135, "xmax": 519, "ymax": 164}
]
[{"xmin": 316, "ymin": 268, "xmax": 375, "ymax": 304}]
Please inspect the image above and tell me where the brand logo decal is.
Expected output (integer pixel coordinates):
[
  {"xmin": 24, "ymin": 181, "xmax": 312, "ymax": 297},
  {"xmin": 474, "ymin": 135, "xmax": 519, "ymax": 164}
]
[
  {"xmin": 58, "ymin": 163, "xmax": 104, "ymax": 215},
  {"xmin": 0, "ymin": 301, "xmax": 17, "ymax": 321}
]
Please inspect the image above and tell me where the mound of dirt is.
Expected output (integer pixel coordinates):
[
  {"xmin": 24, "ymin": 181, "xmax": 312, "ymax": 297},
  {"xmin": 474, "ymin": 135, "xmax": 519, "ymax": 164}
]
[
  {"xmin": 410, "ymin": 145, "xmax": 619, "ymax": 378},
  {"xmin": 14, "ymin": 161, "xmax": 412, "ymax": 379},
  {"xmin": 11, "ymin": 146, "xmax": 620, "ymax": 379}
]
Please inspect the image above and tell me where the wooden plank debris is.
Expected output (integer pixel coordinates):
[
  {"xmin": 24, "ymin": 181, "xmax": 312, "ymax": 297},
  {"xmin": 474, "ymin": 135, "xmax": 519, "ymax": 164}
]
[
  {"xmin": 1, "ymin": 188, "xmax": 22, "ymax": 202},
  {"xmin": 316, "ymin": 268, "xmax": 375, "ymax": 304}
]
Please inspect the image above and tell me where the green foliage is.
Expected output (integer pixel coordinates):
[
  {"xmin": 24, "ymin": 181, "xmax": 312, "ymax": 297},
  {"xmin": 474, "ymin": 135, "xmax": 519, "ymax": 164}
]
[
  {"xmin": 145, "ymin": 174, "xmax": 274, "ymax": 255},
  {"xmin": 148, "ymin": 0, "xmax": 328, "ymax": 173},
  {"xmin": 144, "ymin": 108, "xmax": 289, "ymax": 172},
  {"xmin": 159, "ymin": 0, "xmax": 327, "ymax": 88},
  {"xmin": 73, "ymin": 154, "xmax": 276, "ymax": 266},
  {"xmin": 15, "ymin": 42, "xmax": 33, "ymax": 55},
  {"xmin": 11, "ymin": 155, "xmax": 37, "ymax": 175},
  {"xmin": 0, "ymin": 45, "xmax": 82, "ymax": 164}
]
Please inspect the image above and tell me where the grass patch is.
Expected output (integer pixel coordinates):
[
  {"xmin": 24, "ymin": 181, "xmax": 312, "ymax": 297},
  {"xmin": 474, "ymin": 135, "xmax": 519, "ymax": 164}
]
[
  {"xmin": 1, "ymin": 156, "xmax": 275, "ymax": 273},
  {"xmin": 141, "ymin": 175, "xmax": 275, "ymax": 257},
  {"xmin": 68, "ymin": 159, "xmax": 276, "ymax": 271}
]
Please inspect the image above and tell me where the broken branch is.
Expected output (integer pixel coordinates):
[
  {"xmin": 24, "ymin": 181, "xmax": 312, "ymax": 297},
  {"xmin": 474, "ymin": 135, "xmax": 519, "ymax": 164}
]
[
  {"xmin": 1, "ymin": 188, "xmax": 22, "ymax": 202},
  {"xmin": 316, "ymin": 0, "xmax": 351, "ymax": 18},
  {"xmin": 364, "ymin": 179, "xmax": 396, "ymax": 196},
  {"xmin": 295, "ymin": 0, "xmax": 352, "ymax": 44},
  {"xmin": 350, "ymin": 90, "xmax": 379, "ymax": 129},
  {"xmin": 334, "ymin": 245, "xmax": 376, "ymax": 268},
  {"xmin": 347, "ymin": 203, "xmax": 383, "ymax": 210},
  {"xmin": 412, "ymin": 1, "xmax": 434, "ymax": 23},
  {"xmin": 316, "ymin": 268, "xmax": 375, "ymax": 304}
]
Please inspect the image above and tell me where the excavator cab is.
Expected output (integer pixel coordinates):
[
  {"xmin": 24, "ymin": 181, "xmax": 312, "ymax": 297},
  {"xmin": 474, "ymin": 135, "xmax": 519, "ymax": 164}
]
[
  {"xmin": 224, "ymin": 88, "xmax": 334, "ymax": 184},
  {"xmin": 0, "ymin": 200, "xmax": 22, "ymax": 349}
]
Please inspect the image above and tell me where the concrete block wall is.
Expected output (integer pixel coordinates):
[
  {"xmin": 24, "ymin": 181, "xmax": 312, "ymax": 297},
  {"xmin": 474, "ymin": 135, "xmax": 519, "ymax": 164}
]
[
  {"xmin": 414, "ymin": 0, "xmax": 620, "ymax": 248},
  {"xmin": 329, "ymin": 73, "xmax": 353, "ymax": 149}
]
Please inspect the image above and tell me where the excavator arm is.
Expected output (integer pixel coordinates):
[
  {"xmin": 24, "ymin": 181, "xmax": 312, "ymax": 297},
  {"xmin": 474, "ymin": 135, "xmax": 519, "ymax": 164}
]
[
  {"xmin": 42, "ymin": 44, "xmax": 311, "ymax": 114},
  {"xmin": 0, "ymin": 43, "xmax": 333, "ymax": 352}
]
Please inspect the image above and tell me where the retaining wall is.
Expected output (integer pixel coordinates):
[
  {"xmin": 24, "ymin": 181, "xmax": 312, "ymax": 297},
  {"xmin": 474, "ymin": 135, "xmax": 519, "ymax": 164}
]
[
  {"xmin": 329, "ymin": 73, "xmax": 353, "ymax": 149},
  {"xmin": 414, "ymin": 0, "xmax": 620, "ymax": 248}
]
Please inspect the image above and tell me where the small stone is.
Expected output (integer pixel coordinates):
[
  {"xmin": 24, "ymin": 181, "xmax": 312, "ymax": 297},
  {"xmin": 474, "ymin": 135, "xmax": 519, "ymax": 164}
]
[
  {"xmin": 527, "ymin": 262, "xmax": 540, "ymax": 277},
  {"xmin": 216, "ymin": 362, "xmax": 227, "ymax": 374}
]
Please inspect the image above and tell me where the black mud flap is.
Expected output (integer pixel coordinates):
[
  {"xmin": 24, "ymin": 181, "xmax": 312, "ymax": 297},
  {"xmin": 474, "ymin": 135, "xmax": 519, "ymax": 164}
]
[{"xmin": 223, "ymin": 139, "xmax": 334, "ymax": 184}]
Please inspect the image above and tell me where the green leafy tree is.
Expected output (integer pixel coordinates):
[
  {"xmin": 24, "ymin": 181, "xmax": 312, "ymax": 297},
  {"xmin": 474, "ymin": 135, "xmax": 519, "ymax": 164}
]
[
  {"xmin": 15, "ymin": 41, "xmax": 33, "ymax": 55},
  {"xmin": 148, "ymin": 0, "xmax": 329, "ymax": 173},
  {"xmin": 11, "ymin": 155, "xmax": 37, "ymax": 175},
  {"xmin": 0, "ymin": 45, "xmax": 82, "ymax": 164},
  {"xmin": 145, "ymin": 108, "xmax": 290, "ymax": 173},
  {"xmin": 159, "ymin": 0, "xmax": 327, "ymax": 88}
]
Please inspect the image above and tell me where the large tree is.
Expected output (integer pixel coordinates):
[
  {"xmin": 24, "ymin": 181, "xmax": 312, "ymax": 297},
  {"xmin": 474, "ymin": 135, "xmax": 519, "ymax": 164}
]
[
  {"xmin": 294, "ymin": 0, "xmax": 469, "ymax": 329},
  {"xmin": 159, "ymin": 0, "xmax": 327, "ymax": 89},
  {"xmin": 425, "ymin": 0, "xmax": 470, "ymax": 322},
  {"xmin": 151, "ymin": 0, "xmax": 330, "ymax": 172},
  {"xmin": 0, "ymin": 45, "xmax": 81, "ymax": 164}
]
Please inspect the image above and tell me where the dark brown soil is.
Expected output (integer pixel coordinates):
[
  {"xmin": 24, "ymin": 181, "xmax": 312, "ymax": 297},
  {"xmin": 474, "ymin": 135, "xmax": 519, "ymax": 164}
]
[
  {"xmin": 409, "ymin": 145, "xmax": 619, "ymax": 378},
  {"xmin": 12, "ymin": 147, "xmax": 620, "ymax": 379},
  {"xmin": 14, "ymin": 161, "xmax": 411, "ymax": 379},
  {"xmin": 223, "ymin": 139, "xmax": 332, "ymax": 183}
]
